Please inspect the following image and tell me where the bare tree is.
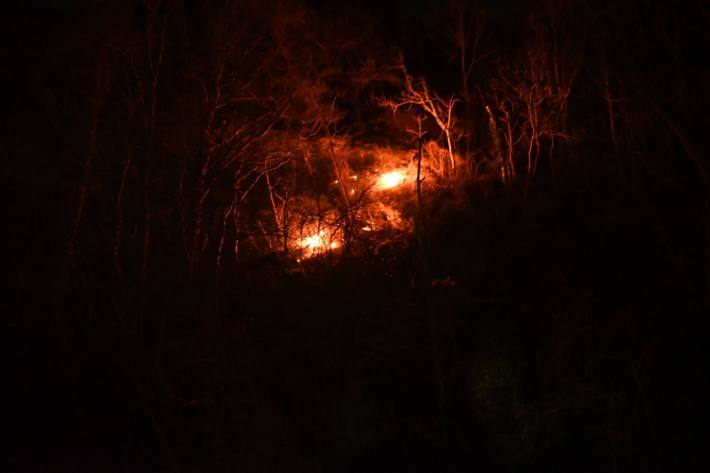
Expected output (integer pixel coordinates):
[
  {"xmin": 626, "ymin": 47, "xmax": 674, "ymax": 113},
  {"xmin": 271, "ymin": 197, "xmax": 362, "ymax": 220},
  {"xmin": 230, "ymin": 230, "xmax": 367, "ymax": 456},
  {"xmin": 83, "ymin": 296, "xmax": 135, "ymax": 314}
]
[
  {"xmin": 385, "ymin": 59, "xmax": 459, "ymax": 178},
  {"xmin": 487, "ymin": 5, "xmax": 579, "ymax": 181},
  {"xmin": 446, "ymin": 1, "xmax": 488, "ymax": 165}
]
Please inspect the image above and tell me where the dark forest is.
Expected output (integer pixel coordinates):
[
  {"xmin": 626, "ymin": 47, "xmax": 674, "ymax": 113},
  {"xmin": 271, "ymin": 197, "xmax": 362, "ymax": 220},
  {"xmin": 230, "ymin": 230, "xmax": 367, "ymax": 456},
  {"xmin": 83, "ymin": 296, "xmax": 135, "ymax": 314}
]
[{"xmin": 6, "ymin": 0, "xmax": 708, "ymax": 471}]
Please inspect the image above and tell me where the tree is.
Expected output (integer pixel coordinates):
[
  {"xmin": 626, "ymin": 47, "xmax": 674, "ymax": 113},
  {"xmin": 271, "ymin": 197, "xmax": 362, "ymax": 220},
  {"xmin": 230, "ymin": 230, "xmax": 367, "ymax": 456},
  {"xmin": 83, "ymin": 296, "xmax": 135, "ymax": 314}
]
[
  {"xmin": 385, "ymin": 58, "xmax": 459, "ymax": 179},
  {"xmin": 445, "ymin": 1, "xmax": 489, "ymax": 167}
]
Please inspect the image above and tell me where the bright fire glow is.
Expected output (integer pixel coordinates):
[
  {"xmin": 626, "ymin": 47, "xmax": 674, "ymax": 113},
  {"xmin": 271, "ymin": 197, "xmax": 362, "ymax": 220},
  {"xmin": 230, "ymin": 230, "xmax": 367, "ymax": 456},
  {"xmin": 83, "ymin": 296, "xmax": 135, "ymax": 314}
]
[
  {"xmin": 378, "ymin": 170, "xmax": 405, "ymax": 190},
  {"xmin": 300, "ymin": 230, "xmax": 326, "ymax": 252},
  {"xmin": 297, "ymin": 228, "xmax": 342, "ymax": 259}
]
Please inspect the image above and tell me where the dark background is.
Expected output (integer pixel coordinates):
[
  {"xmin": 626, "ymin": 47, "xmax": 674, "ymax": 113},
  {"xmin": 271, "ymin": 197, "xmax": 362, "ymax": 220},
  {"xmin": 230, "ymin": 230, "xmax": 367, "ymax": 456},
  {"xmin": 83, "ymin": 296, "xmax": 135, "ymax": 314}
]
[{"xmin": 6, "ymin": 0, "xmax": 708, "ymax": 471}]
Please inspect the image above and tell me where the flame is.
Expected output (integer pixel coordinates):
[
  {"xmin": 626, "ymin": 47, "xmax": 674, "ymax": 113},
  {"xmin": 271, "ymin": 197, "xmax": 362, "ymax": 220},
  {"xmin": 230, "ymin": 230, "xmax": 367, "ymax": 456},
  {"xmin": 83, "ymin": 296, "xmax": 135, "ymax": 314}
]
[
  {"xmin": 378, "ymin": 170, "xmax": 405, "ymax": 190},
  {"xmin": 300, "ymin": 230, "xmax": 327, "ymax": 252},
  {"xmin": 297, "ymin": 228, "xmax": 343, "ymax": 259}
]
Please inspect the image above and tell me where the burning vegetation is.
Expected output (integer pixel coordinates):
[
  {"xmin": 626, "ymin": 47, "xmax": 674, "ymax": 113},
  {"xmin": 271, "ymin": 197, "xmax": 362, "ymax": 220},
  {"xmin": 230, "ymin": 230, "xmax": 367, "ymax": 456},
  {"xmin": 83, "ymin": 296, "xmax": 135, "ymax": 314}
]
[
  {"xmin": 291, "ymin": 165, "xmax": 408, "ymax": 260},
  {"xmin": 239, "ymin": 134, "xmax": 427, "ymax": 261}
]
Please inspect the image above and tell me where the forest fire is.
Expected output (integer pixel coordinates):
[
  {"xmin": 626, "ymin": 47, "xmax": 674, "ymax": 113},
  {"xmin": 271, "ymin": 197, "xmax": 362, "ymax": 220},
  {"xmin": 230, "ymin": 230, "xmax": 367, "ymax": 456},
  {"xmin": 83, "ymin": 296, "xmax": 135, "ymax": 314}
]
[
  {"xmin": 14, "ymin": 1, "xmax": 706, "ymax": 472},
  {"xmin": 377, "ymin": 170, "xmax": 406, "ymax": 190}
]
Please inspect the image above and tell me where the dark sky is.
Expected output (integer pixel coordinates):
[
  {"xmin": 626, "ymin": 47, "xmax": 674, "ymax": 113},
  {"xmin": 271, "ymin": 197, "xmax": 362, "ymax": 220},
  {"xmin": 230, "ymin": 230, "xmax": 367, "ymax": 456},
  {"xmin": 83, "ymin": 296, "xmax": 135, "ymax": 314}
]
[
  {"xmin": 13, "ymin": 0, "xmax": 76, "ymax": 10},
  {"xmin": 14, "ymin": 0, "xmax": 530, "ymax": 14}
]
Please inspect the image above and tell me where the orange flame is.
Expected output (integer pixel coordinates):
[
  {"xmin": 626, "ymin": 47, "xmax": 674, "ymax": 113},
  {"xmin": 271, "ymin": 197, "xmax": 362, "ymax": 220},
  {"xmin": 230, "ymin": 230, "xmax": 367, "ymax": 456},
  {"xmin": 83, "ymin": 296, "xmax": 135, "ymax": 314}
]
[
  {"xmin": 299, "ymin": 230, "xmax": 327, "ymax": 252},
  {"xmin": 297, "ymin": 228, "xmax": 343, "ymax": 259}
]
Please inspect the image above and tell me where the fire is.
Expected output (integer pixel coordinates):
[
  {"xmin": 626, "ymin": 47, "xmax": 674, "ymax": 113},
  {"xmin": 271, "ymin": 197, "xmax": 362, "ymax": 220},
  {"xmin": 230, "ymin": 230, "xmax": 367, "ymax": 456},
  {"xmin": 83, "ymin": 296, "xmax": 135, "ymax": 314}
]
[
  {"xmin": 378, "ymin": 170, "xmax": 405, "ymax": 190},
  {"xmin": 297, "ymin": 227, "xmax": 343, "ymax": 259},
  {"xmin": 300, "ymin": 230, "xmax": 327, "ymax": 252}
]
